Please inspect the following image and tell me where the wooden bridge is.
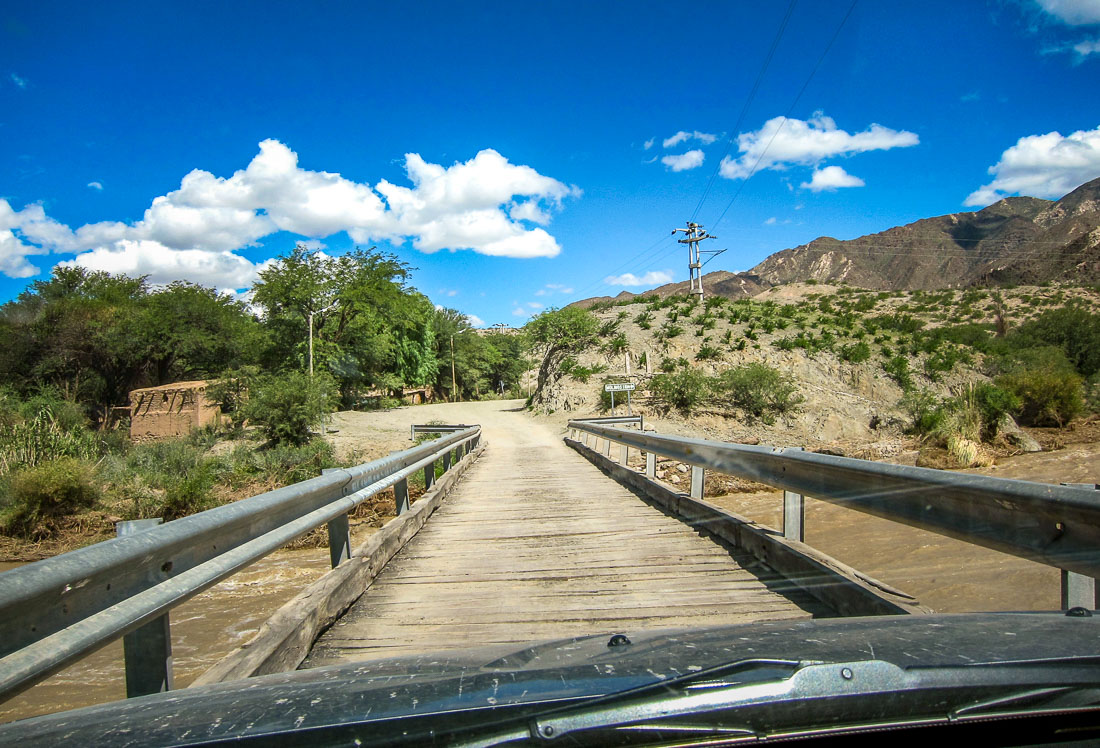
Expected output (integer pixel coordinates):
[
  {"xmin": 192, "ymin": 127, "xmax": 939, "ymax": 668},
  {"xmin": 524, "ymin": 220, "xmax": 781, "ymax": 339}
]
[{"xmin": 2, "ymin": 402, "xmax": 1099, "ymax": 708}]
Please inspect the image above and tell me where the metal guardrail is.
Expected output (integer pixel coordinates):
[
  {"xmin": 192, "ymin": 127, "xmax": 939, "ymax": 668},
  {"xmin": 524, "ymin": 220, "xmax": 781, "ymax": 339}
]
[
  {"xmin": 567, "ymin": 420, "xmax": 1100, "ymax": 605},
  {"xmin": 0, "ymin": 425, "xmax": 481, "ymax": 703},
  {"xmin": 410, "ymin": 423, "xmax": 475, "ymax": 440}
]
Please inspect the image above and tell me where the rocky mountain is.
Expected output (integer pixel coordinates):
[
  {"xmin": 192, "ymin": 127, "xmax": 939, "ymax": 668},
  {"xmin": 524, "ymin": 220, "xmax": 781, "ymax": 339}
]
[
  {"xmin": 573, "ymin": 177, "xmax": 1100, "ymax": 307},
  {"xmin": 752, "ymin": 177, "xmax": 1100, "ymax": 289}
]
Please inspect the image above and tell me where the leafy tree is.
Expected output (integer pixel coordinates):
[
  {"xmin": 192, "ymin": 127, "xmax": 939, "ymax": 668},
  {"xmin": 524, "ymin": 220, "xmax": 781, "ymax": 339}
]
[
  {"xmin": 525, "ymin": 307, "xmax": 599, "ymax": 402},
  {"xmin": 252, "ymin": 245, "xmax": 437, "ymax": 403}
]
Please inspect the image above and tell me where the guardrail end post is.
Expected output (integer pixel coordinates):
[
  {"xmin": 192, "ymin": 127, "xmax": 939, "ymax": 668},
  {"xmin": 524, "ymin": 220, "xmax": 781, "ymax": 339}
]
[
  {"xmin": 690, "ymin": 466, "xmax": 704, "ymax": 499},
  {"xmin": 117, "ymin": 519, "xmax": 173, "ymax": 698},
  {"xmin": 1061, "ymin": 569, "xmax": 1098, "ymax": 610},
  {"xmin": 783, "ymin": 490, "xmax": 805, "ymax": 543},
  {"xmin": 645, "ymin": 451, "xmax": 656, "ymax": 478},
  {"xmin": 425, "ymin": 458, "xmax": 436, "ymax": 490},
  {"xmin": 327, "ymin": 513, "xmax": 351, "ymax": 568},
  {"xmin": 395, "ymin": 477, "xmax": 410, "ymax": 515}
]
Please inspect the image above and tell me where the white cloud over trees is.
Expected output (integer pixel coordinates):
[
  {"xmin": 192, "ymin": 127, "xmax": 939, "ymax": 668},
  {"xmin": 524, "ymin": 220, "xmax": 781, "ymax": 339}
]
[
  {"xmin": 964, "ymin": 125, "xmax": 1100, "ymax": 206},
  {"xmin": 0, "ymin": 140, "xmax": 580, "ymax": 288}
]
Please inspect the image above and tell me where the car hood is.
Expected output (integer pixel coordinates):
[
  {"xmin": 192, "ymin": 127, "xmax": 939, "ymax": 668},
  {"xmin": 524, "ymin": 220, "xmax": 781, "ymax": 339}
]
[{"xmin": 2, "ymin": 611, "xmax": 1099, "ymax": 745}]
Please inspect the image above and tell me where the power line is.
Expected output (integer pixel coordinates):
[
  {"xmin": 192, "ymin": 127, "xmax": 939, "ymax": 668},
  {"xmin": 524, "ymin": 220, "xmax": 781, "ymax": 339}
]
[
  {"xmin": 690, "ymin": 0, "xmax": 798, "ymax": 223},
  {"xmin": 709, "ymin": 0, "xmax": 859, "ymax": 234}
]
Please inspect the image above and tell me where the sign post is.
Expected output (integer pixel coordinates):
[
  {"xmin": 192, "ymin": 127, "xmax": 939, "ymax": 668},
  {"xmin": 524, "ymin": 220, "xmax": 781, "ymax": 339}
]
[{"xmin": 604, "ymin": 382, "xmax": 636, "ymax": 416}]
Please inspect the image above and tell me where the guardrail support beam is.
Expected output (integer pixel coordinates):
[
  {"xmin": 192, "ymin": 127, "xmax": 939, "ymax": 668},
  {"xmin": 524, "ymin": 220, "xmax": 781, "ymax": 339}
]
[
  {"xmin": 783, "ymin": 490, "xmax": 805, "ymax": 543},
  {"xmin": 1061, "ymin": 570, "xmax": 1097, "ymax": 610},
  {"xmin": 424, "ymin": 459, "xmax": 436, "ymax": 490},
  {"xmin": 442, "ymin": 450, "xmax": 452, "ymax": 472},
  {"xmin": 645, "ymin": 451, "xmax": 656, "ymax": 478},
  {"xmin": 116, "ymin": 519, "xmax": 173, "ymax": 698},
  {"xmin": 327, "ymin": 513, "xmax": 351, "ymax": 568},
  {"xmin": 690, "ymin": 466, "xmax": 704, "ymax": 499},
  {"xmin": 394, "ymin": 478, "xmax": 410, "ymax": 515},
  {"xmin": 620, "ymin": 443, "xmax": 629, "ymax": 465}
]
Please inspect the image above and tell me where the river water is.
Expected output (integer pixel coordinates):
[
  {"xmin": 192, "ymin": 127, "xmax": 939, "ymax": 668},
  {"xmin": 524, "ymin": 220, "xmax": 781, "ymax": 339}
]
[{"xmin": 0, "ymin": 547, "xmax": 333, "ymax": 724}]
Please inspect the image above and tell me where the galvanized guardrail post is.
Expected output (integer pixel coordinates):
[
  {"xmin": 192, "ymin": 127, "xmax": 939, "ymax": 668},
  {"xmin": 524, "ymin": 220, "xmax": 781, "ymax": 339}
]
[
  {"xmin": 116, "ymin": 519, "xmax": 173, "ymax": 698},
  {"xmin": 394, "ymin": 478, "xmax": 410, "ymax": 515},
  {"xmin": 645, "ymin": 451, "xmax": 656, "ymax": 478},
  {"xmin": 783, "ymin": 490, "xmax": 805, "ymax": 542},
  {"xmin": 620, "ymin": 442, "xmax": 629, "ymax": 465},
  {"xmin": 690, "ymin": 466, "xmax": 704, "ymax": 500},
  {"xmin": 783, "ymin": 448, "xmax": 806, "ymax": 542},
  {"xmin": 322, "ymin": 468, "xmax": 352, "ymax": 568},
  {"xmin": 424, "ymin": 458, "xmax": 436, "ymax": 490},
  {"xmin": 442, "ymin": 449, "xmax": 452, "ymax": 472},
  {"xmin": 1061, "ymin": 483, "xmax": 1099, "ymax": 609}
]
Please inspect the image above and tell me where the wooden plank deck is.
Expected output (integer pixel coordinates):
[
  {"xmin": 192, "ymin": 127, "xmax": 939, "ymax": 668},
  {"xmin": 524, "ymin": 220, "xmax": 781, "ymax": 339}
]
[{"xmin": 303, "ymin": 410, "xmax": 825, "ymax": 667}]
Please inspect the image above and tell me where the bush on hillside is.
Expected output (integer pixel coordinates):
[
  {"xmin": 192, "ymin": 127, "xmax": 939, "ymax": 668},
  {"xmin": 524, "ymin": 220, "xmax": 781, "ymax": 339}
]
[
  {"xmin": 649, "ymin": 370, "xmax": 711, "ymax": 415},
  {"xmin": 714, "ymin": 364, "xmax": 802, "ymax": 424},
  {"xmin": 996, "ymin": 369, "xmax": 1084, "ymax": 427}
]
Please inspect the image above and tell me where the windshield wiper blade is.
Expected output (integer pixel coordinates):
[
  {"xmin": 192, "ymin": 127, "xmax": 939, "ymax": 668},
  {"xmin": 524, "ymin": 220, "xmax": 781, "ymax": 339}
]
[{"xmin": 522, "ymin": 658, "xmax": 1100, "ymax": 743}]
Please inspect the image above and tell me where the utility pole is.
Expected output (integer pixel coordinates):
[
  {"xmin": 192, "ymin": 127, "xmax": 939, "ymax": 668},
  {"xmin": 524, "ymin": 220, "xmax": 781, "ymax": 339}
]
[
  {"xmin": 450, "ymin": 335, "xmax": 457, "ymax": 402},
  {"xmin": 671, "ymin": 222, "xmax": 725, "ymax": 302}
]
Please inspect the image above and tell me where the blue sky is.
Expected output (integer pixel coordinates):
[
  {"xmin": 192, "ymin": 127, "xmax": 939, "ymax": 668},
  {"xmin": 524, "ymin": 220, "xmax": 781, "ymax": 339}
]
[{"xmin": 2, "ymin": 1, "xmax": 1099, "ymax": 326}]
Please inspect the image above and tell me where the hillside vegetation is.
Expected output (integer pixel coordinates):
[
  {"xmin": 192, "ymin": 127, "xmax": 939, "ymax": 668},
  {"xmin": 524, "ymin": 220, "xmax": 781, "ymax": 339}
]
[{"xmin": 530, "ymin": 282, "xmax": 1100, "ymax": 466}]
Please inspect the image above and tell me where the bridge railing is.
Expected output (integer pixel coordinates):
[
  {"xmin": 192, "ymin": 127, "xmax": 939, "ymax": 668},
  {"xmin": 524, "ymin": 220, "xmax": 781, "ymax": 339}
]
[
  {"xmin": 0, "ymin": 425, "xmax": 481, "ymax": 704},
  {"xmin": 567, "ymin": 420, "xmax": 1100, "ymax": 609}
]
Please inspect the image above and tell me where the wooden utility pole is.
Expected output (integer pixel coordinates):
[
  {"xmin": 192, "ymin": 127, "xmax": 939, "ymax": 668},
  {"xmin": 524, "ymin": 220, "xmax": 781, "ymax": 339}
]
[{"xmin": 450, "ymin": 335, "xmax": 457, "ymax": 402}]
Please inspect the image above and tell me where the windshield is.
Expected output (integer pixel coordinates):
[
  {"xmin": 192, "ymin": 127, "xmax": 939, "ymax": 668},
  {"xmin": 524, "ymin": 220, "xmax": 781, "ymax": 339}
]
[{"xmin": 1, "ymin": 0, "xmax": 1099, "ymax": 739}]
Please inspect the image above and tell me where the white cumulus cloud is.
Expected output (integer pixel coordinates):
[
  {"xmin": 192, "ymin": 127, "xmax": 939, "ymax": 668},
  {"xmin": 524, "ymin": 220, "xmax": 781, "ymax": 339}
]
[
  {"xmin": 964, "ymin": 125, "xmax": 1100, "ymax": 206},
  {"xmin": 801, "ymin": 165, "xmax": 866, "ymax": 192},
  {"xmin": 719, "ymin": 112, "xmax": 918, "ymax": 180},
  {"xmin": 87, "ymin": 181, "xmax": 104, "ymax": 191},
  {"xmin": 1036, "ymin": 0, "xmax": 1100, "ymax": 25},
  {"xmin": 605, "ymin": 270, "xmax": 675, "ymax": 287},
  {"xmin": 663, "ymin": 130, "xmax": 717, "ymax": 148},
  {"xmin": 0, "ymin": 140, "xmax": 580, "ymax": 286},
  {"xmin": 661, "ymin": 150, "xmax": 706, "ymax": 172},
  {"xmin": 466, "ymin": 313, "xmax": 485, "ymax": 327}
]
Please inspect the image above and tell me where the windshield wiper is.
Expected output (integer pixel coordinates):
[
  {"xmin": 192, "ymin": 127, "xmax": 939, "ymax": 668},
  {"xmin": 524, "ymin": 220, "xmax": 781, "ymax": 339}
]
[{"xmin": 457, "ymin": 657, "xmax": 1100, "ymax": 745}]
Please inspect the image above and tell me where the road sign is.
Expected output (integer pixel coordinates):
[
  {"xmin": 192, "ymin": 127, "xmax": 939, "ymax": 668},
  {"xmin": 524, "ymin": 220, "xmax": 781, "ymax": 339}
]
[{"xmin": 604, "ymin": 382, "xmax": 636, "ymax": 392}]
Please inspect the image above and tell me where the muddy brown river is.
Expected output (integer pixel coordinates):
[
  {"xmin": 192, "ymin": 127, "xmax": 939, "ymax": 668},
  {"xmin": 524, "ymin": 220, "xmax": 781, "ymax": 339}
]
[{"xmin": 0, "ymin": 548, "xmax": 332, "ymax": 724}]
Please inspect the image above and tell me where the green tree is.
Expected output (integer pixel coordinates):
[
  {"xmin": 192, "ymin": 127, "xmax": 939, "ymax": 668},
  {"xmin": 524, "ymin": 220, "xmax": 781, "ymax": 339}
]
[
  {"xmin": 252, "ymin": 245, "xmax": 437, "ymax": 403},
  {"xmin": 524, "ymin": 307, "xmax": 599, "ymax": 402}
]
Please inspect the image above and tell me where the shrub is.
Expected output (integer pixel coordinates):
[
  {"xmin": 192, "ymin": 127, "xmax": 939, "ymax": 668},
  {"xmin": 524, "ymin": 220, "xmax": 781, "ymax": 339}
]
[
  {"xmin": 997, "ymin": 369, "xmax": 1084, "ymax": 426},
  {"xmin": 161, "ymin": 465, "xmax": 217, "ymax": 520},
  {"xmin": 658, "ymin": 322, "xmax": 683, "ymax": 339},
  {"xmin": 244, "ymin": 371, "xmax": 333, "ymax": 446},
  {"xmin": 649, "ymin": 370, "xmax": 711, "ymax": 415},
  {"xmin": 696, "ymin": 345, "xmax": 721, "ymax": 361},
  {"xmin": 1, "ymin": 458, "xmax": 100, "ymax": 537},
  {"xmin": 714, "ymin": 364, "xmax": 802, "ymax": 424},
  {"xmin": 658, "ymin": 356, "xmax": 687, "ymax": 373},
  {"xmin": 603, "ymin": 333, "xmax": 629, "ymax": 356},
  {"xmin": 0, "ymin": 410, "xmax": 102, "ymax": 474},
  {"xmin": 633, "ymin": 311, "xmax": 653, "ymax": 329},
  {"xmin": 883, "ymin": 355, "xmax": 913, "ymax": 389},
  {"xmin": 839, "ymin": 341, "xmax": 872, "ymax": 363}
]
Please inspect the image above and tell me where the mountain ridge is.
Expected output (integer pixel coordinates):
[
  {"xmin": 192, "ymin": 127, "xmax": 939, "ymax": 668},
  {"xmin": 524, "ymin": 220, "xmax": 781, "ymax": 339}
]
[{"xmin": 571, "ymin": 177, "xmax": 1100, "ymax": 308}]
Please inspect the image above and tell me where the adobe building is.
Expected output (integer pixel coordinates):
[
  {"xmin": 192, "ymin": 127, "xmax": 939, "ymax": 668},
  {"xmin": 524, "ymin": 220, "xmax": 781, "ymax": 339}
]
[{"xmin": 129, "ymin": 380, "xmax": 220, "ymax": 442}]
